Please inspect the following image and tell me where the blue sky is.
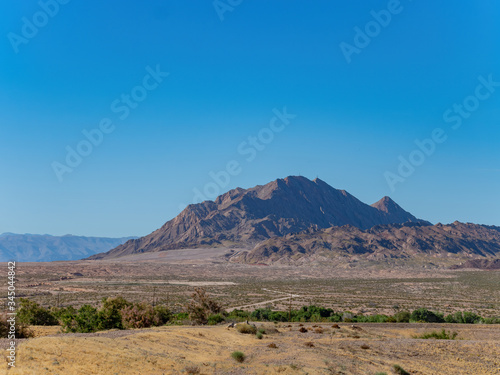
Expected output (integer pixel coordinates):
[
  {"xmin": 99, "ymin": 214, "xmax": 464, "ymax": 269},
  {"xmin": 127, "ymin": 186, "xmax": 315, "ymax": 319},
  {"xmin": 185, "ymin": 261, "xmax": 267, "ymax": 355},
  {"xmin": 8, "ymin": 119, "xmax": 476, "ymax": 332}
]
[{"xmin": 1, "ymin": 0, "xmax": 499, "ymax": 237}]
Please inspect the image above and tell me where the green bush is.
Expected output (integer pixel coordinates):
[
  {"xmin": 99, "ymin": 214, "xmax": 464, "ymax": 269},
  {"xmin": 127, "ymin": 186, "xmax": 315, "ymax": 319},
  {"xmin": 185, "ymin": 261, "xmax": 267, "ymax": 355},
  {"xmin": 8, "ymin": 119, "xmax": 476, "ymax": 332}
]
[
  {"xmin": 231, "ymin": 351, "xmax": 245, "ymax": 363},
  {"xmin": 227, "ymin": 309, "xmax": 251, "ymax": 320},
  {"xmin": 410, "ymin": 308, "xmax": 444, "ymax": 323},
  {"xmin": 392, "ymin": 364, "xmax": 410, "ymax": 375},
  {"xmin": 483, "ymin": 317, "xmax": 500, "ymax": 324},
  {"xmin": 17, "ymin": 298, "xmax": 59, "ymax": 326},
  {"xmin": 61, "ymin": 304, "xmax": 100, "ymax": 333},
  {"xmin": 444, "ymin": 311, "xmax": 482, "ymax": 324},
  {"xmin": 394, "ymin": 311, "xmax": 411, "ymax": 323},
  {"xmin": 98, "ymin": 296, "xmax": 131, "ymax": 330},
  {"xmin": 415, "ymin": 329, "xmax": 458, "ymax": 340},
  {"xmin": 256, "ymin": 331, "xmax": 263, "ymax": 339},
  {"xmin": 207, "ymin": 313, "xmax": 225, "ymax": 325}
]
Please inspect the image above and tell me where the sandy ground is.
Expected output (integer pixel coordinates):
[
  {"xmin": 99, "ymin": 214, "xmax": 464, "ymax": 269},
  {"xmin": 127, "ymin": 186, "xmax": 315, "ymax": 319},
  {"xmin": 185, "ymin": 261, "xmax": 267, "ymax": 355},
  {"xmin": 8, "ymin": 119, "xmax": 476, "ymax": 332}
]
[{"xmin": 2, "ymin": 323, "xmax": 499, "ymax": 375}]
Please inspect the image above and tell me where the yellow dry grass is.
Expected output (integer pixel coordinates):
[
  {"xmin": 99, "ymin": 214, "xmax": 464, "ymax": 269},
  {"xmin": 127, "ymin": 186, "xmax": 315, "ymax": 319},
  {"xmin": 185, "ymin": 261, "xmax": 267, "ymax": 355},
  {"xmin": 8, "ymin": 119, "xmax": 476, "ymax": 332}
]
[{"xmin": 2, "ymin": 323, "xmax": 500, "ymax": 375}]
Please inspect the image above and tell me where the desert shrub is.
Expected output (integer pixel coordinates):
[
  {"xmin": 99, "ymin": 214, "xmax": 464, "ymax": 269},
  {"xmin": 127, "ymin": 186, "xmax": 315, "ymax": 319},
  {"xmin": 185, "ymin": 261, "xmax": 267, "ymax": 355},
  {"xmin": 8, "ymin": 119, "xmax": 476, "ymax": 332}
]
[
  {"xmin": 394, "ymin": 311, "xmax": 411, "ymax": 323},
  {"xmin": 392, "ymin": 364, "xmax": 410, "ymax": 375},
  {"xmin": 17, "ymin": 298, "xmax": 59, "ymax": 326},
  {"xmin": 268, "ymin": 311, "xmax": 288, "ymax": 322},
  {"xmin": 304, "ymin": 341, "xmax": 314, "ymax": 347},
  {"xmin": 314, "ymin": 327, "xmax": 324, "ymax": 334},
  {"xmin": 0, "ymin": 312, "xmax": 34, "ymax": 338},
  {"xmin": 445, "ymin": 311, "xmax": 482, "ymax": 324},
  {"xmin": 292, "ymin": 305, "xmax": 336, "ymax": 322},
  {"xmin": 298, "ymin": 327, "xmax": 308, "ymax": 333},
  {"xmin": 236, "ymin": 323, "xmax": 257, "ymax": 334},
  {"xmin": 207, "ymin": 313, "xmax": 225, "ymax": 325},
  {"xmin": 342, "ymin": 312, "xmax": 354, "ymax": 322},
  {"xmin": 375, "ymin": 372, "xmax": 388, "ymax": 375},
  {"xmin": 61, "ymin": 304, "xmax": 100, "ymax": 333},
  {"xmin": 415, "ymin": 329, "xmax": 457, "ymax": 340},
  {"xmin": 231, "ymin": 351, "xmax": 245, "ymax": 363},
  {"xmin": 187, "ymin": 288, "xmax": 223, "ymax": 325},
  {"xmin": 250, "ymin": 308, "xmax": 272, "ymax": 321},
  {"xmin": 183, "ymin": 366, "xmax": 200, "ymax": 374},
  {"xmin": 121, "ymin": 302, "xmax": 170, "ymax": 329},
  {"xmin": 256, "ymin": 332, "xmax": 263, "ymax": 339},
  {"xmin": 483, "ymin": 317, "xmax": 500, "ymax": 324},
  {"xmin": 410, "ymin": 308, "xmax": 444, "ymax": 323},
  {"xmin": 97, "ymin": 296, "xmax": 131, "ymax": 330},
  {"xmin": 356, "ymin": 314, "xmax": 389, "ymax": 323},
  {"xmin": 257, "ymin": 327, "xmax": 266, "ymax": 335},
  {"xmin": 267, "ymin": 343, "xmax": 278, "ymax": 348},
  {"xmin": 227, "ymin": 309, "xmax": 250, "ymax": 320},
  {"xmin": 328, "ymin": 314, "xmax": 342, "ymax": 322}
]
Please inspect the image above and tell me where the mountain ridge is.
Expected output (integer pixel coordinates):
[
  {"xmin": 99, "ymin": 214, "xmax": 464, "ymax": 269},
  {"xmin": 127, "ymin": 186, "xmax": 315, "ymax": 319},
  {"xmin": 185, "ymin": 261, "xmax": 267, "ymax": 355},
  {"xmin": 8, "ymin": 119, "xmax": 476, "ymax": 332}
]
[
  {"xmin": 232, "ymin": 221, "xmax": 500, "ymax": 264},
  {"xmin": 89, "ymin": 176, "xmax": 429, "ymax": 260}
]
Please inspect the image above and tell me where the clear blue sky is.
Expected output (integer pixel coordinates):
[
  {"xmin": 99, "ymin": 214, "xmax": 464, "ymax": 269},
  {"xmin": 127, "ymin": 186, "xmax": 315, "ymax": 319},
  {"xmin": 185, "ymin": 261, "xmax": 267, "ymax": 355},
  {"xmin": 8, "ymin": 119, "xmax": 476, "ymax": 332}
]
[{"xmin": 1, "ymin": 0, "xmax": 499, "ymax": 237}]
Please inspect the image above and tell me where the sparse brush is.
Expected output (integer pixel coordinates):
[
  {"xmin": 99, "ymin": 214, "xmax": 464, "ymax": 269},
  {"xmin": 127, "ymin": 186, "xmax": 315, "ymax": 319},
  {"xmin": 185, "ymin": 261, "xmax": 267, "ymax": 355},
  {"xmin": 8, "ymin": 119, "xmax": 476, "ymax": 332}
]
[
  {"xmin": 267, "ymin": 343, "xmax": 278, "ymax": 348},
  {"xmin": 0, "ymin": 312, "xmax": 34, "ymax": 339},
  {"xmin": 231, "ymin": 351, "xmax": 245, "ymax": 363},
  {"xmin": 236, "ymin": 323, "xmax": 257, "ymax": 334},
  {"xmin": 392, "ymin": 364, "xmax": 410, "ymax": 375},
  {"xmin": 183, "ymin": 366, "xmax": 200, "ymax": 374},
  {"xmin": 187, "ymin": 288, "xmax": 223, "ymax": 325},
  {"xmin": 360, "ymin": 344, "xmax": 370, "ymax": 349},
  {"xmin": 314, "ymin": 327, "xmax": 324, "ymax": 334},
  {"xmin": 414, "ymin": 329, "xmax": 458, "ymax": 340},
  {"xmin": 256, "ymin": 332, "xmax": 263, "ymax": 339},
  {"xmin": 304, "ymin": 341, "xmax": 314, "ymax": 347},
  {"xmin": 331, "ymin": 324, "xmax": 340, "ymax": 329},
  {"xmin": 299, "ymin": 327, "xmax": 308, "ymax": 333}
]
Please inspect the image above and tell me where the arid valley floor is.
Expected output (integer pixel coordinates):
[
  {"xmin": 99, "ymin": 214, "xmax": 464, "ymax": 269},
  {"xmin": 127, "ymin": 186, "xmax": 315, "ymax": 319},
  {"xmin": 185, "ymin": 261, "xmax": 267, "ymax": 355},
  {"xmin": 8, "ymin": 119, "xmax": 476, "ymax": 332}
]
[{"xmin": 2, "ymin": 248, "xmax": 500, "ymax": 374}]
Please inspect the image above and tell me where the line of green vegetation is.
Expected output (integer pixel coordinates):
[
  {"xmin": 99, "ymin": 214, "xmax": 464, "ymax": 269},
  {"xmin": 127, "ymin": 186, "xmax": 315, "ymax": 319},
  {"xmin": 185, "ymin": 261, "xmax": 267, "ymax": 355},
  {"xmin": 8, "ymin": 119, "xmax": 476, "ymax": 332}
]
[
  {"xmin": 2, "ymin": 288, "xmax": 499, "ymax": 336},
  {"xmin": 414, "ymin": 329, "xmax": 458, "ymax": 340}
]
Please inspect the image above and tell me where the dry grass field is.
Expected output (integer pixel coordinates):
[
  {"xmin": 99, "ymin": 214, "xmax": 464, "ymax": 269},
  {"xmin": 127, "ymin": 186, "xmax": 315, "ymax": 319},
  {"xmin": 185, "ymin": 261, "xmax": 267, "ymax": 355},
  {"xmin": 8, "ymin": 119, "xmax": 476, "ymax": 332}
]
[
  {"xmin": 2, "ymin": 323, "xmax": 499, "ymax": 374},
  {"xmin": 2, "ymin": 249, "xmax": 500, "ymax": 374}
]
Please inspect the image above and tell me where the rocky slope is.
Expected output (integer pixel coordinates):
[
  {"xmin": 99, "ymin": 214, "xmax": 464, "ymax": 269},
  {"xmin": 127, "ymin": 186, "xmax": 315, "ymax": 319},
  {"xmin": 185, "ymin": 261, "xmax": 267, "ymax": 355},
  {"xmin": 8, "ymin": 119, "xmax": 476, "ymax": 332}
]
[
  {"xmin": 233, "ymin": 222, "xmax": 500, "ymax": 264},
  {"xmin": 0, "ymin": 233, "xmax": 135, "ymax": 262},
  {"xmin": 89, "ymin": 176, "xmax": 428, "ymax": 259}
]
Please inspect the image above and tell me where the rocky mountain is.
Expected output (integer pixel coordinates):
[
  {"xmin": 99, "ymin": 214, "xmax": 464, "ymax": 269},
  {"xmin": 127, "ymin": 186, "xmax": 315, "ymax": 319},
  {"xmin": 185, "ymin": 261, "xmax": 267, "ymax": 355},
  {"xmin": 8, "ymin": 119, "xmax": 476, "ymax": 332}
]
[
  {"xmin": 89, "ymin": 176, "xmax": 428, "ymax": 260},
  {"xmin": 233, "ymin": 222, "xmax": 500, "ymax": 264},
  {"xmin": 0, "ymin": 233, "xmax": 135, "ymax": 262},
  {"xmin": 450, "ymin": 258, "xmax": 500, "ymax": 270}
]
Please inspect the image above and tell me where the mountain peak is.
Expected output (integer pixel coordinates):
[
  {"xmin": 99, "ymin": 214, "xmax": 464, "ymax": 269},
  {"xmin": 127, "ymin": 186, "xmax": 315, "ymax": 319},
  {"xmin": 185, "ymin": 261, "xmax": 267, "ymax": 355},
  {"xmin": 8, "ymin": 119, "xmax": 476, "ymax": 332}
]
[
  {"xmin": 372, "ymin": 196, "xmax": 397, "ymax": 213},
  {"xmin": 91, "ymin": 176, "xmax": 429, "ymax": 259}
]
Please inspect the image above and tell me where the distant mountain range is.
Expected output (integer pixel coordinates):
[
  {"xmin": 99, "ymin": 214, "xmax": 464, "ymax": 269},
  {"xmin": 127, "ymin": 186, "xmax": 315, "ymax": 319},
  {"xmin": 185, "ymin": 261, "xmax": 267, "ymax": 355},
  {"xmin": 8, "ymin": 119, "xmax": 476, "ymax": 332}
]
[
  {"xmin": 89, "ymin": 176, "xmax": 431, "ymax": 260},
  {"xmin": 0, "ymin": 233, "xmax": 135, "ymax": 262}
]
